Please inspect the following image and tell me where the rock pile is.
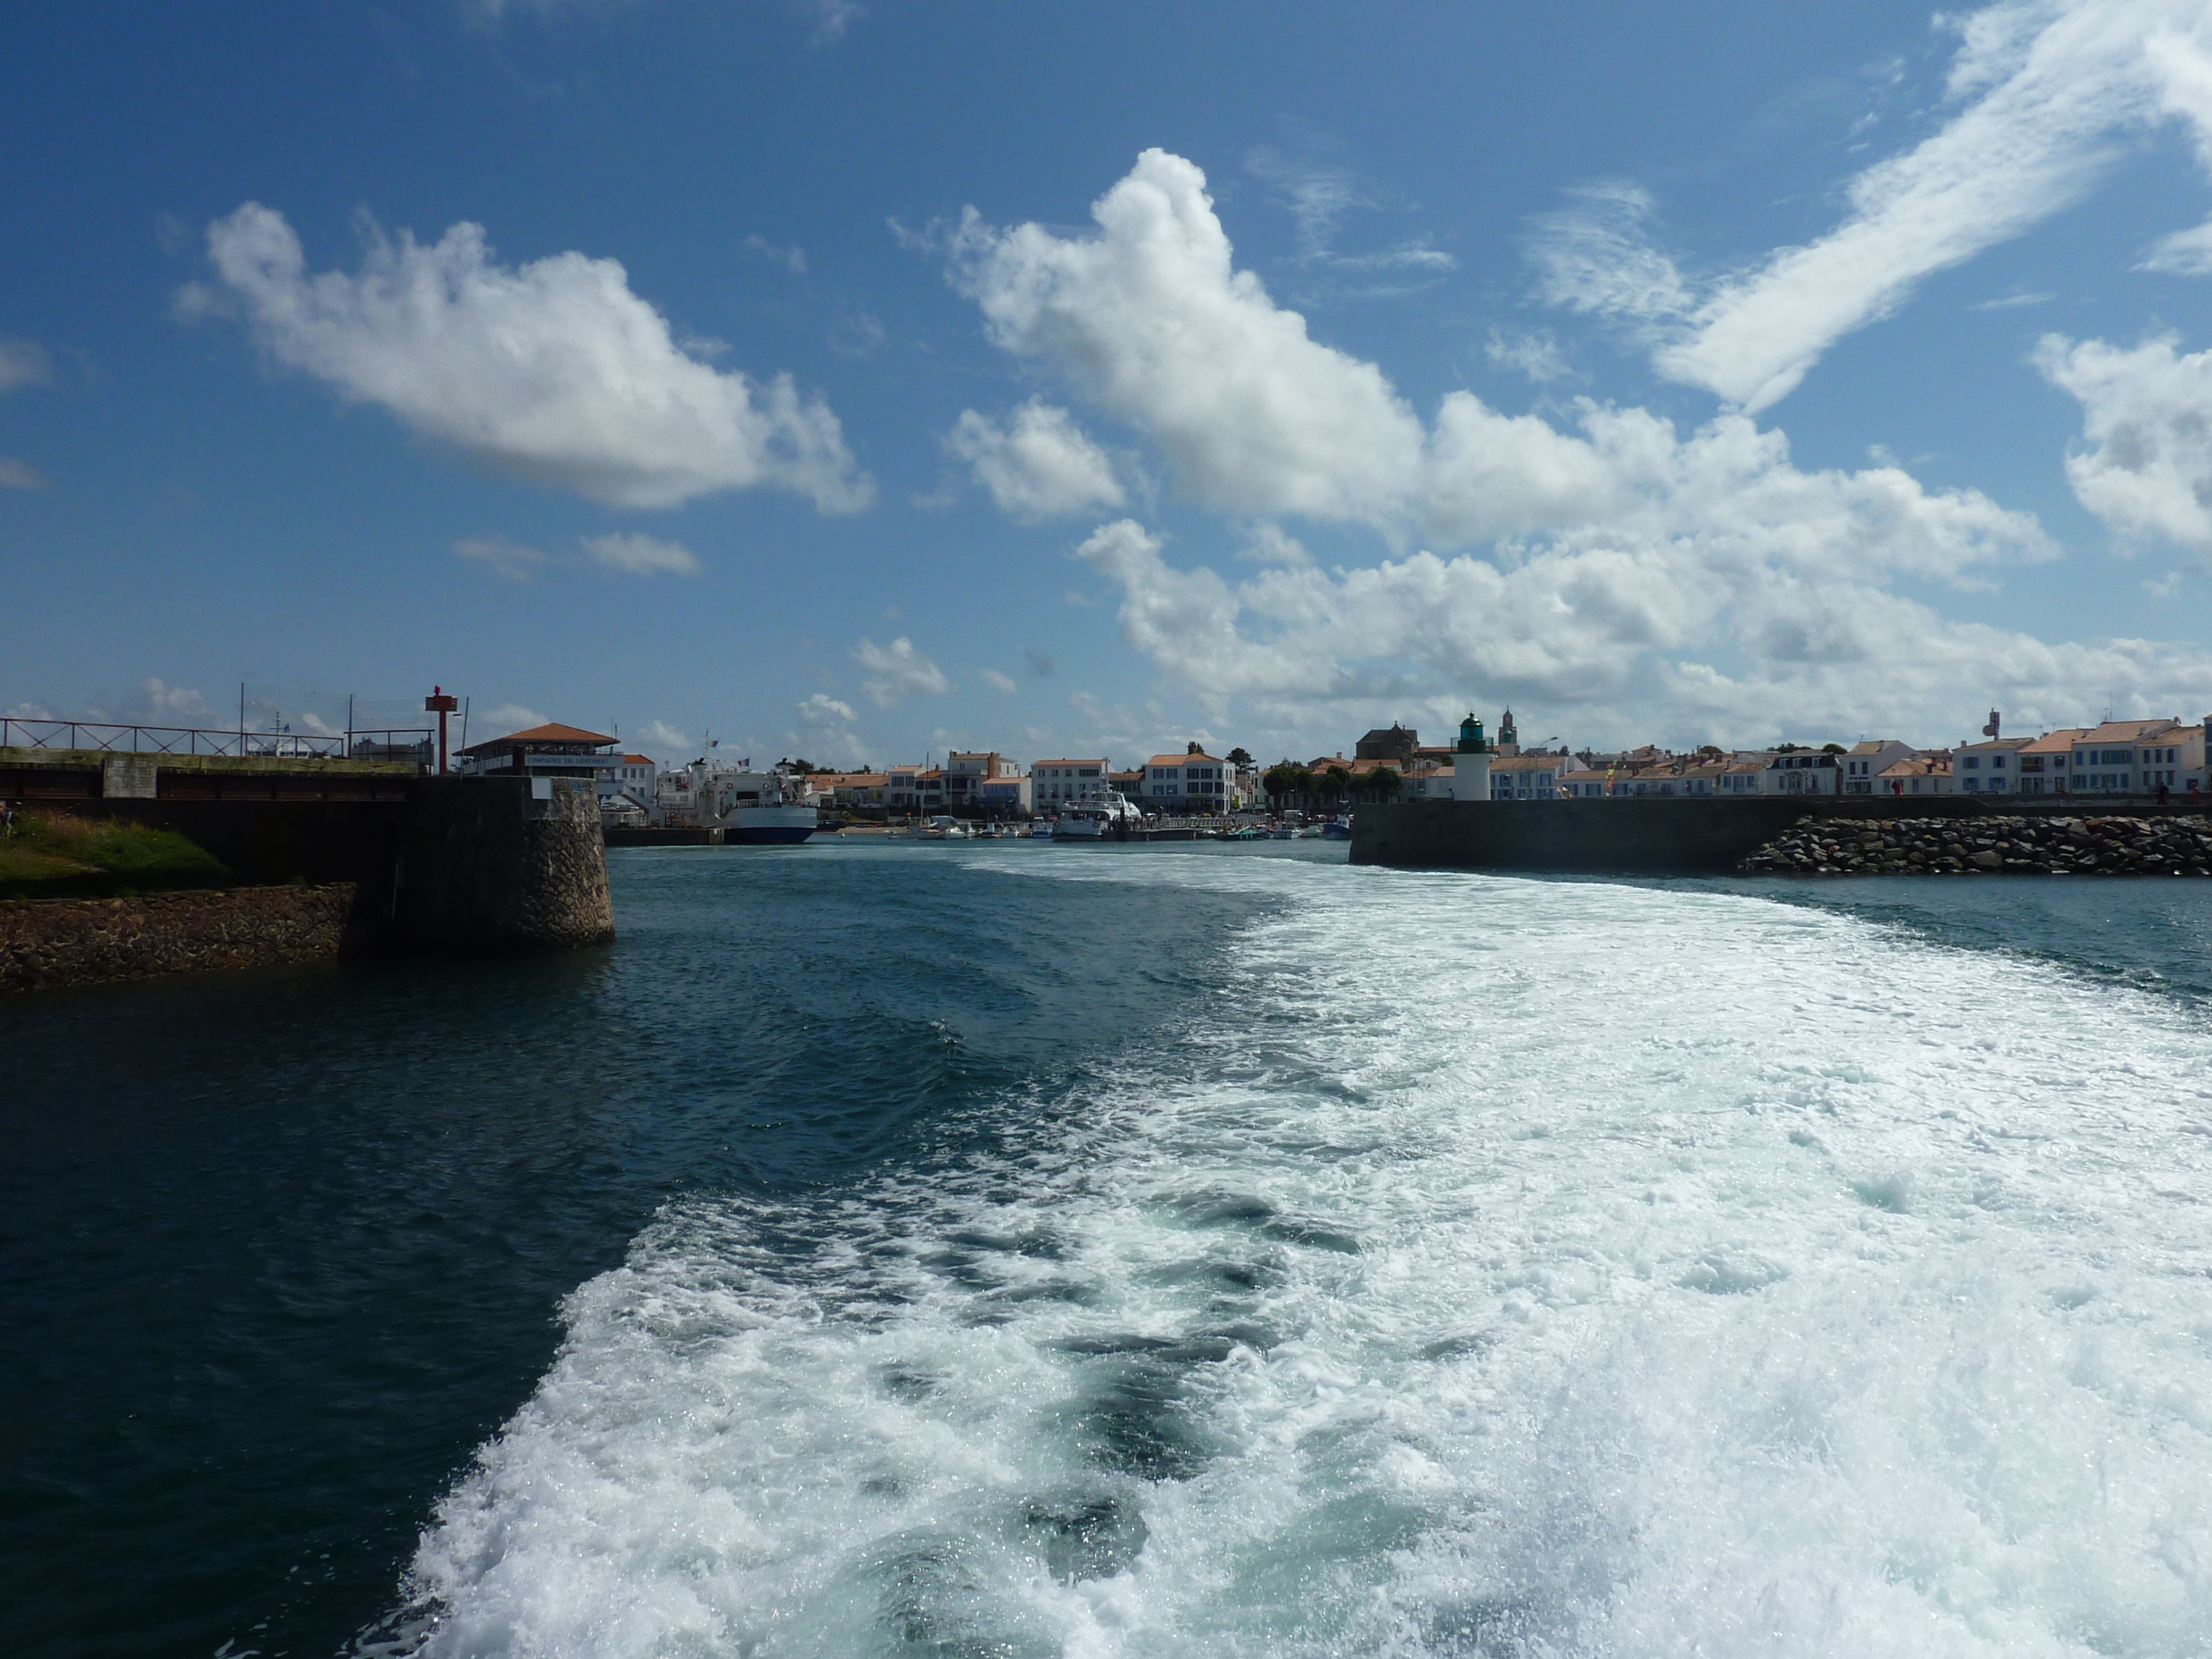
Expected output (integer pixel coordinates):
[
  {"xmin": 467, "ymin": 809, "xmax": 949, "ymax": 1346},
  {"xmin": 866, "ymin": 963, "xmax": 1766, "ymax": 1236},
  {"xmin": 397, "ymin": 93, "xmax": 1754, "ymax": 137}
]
[{"xmin": 1738, "ymin": 815, "xmax": 2212, "ymax": 876}]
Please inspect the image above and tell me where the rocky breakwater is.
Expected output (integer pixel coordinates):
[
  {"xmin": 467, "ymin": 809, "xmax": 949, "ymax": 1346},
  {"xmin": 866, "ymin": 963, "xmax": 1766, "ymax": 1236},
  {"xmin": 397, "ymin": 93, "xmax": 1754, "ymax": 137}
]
[
  {"xmin": 1740, "ymin": 814, "xmax": 2212, "ymax": 876},
  {"xmin": 0, "ymin": 883, "xmax": 354, "ymax": 994}
]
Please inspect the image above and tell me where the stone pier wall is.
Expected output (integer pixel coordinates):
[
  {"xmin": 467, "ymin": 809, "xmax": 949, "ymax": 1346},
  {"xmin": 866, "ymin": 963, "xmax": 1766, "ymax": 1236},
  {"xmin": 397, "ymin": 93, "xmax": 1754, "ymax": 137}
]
[
  {"xmin": 381, "ymin": 777, "xmax": 614, "ymax": 953},
  {"xmin": 0, "ymin": 885, "xmax": 355, "ymax": 994}
]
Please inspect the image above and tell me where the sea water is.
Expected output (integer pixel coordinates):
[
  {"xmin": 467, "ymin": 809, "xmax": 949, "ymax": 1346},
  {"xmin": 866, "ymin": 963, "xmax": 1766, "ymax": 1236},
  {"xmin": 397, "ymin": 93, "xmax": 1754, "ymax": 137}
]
[{"xmin": 6, "ymin": 843, "xmax": 2211, "ymax": 1657}]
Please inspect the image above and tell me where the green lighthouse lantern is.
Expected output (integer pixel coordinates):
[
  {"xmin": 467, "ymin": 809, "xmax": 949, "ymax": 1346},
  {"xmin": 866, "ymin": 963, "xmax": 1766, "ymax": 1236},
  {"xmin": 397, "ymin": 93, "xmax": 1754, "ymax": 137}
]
[{"xmin": 1455, "ymin": 713, "xmax": 1489, "ymax": 754}]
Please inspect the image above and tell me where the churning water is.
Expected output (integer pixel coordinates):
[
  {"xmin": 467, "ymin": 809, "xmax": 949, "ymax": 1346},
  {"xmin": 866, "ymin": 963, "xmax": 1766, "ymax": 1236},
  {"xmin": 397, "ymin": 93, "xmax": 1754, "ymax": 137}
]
[{"xmin": 8, "ymin": 844, "xmax": 2212, "ymax": 1657}]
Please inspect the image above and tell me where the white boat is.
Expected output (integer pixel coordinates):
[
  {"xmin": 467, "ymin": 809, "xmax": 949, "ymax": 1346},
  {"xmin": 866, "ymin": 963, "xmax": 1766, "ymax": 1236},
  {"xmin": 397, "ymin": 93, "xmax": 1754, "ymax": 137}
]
[
  {"xmin": 655, "ymin": 761, "xmax": 819, "ymax": 844},
  {"xmin": 1031, "ymin": 820, "xmax": 1053, "ymax": 839},
  {"xmin": 909, "ymin": 814, "xmax": 972, "ymax": 840},
  {"xmin": 1053, "ymin": 790, "xmax": 1145, "ymax": 839}
]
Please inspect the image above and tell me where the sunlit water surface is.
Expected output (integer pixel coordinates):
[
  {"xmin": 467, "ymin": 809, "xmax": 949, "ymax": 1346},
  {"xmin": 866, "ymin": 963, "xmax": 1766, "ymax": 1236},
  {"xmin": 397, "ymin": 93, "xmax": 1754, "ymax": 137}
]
[{"xmin": 6, "ymin": 843, "xmax": 2212, "ymax": 1657}]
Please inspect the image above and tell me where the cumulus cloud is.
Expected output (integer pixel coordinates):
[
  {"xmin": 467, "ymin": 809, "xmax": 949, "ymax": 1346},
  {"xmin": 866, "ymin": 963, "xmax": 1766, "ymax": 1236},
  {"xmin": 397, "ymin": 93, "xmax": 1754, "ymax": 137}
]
[
  {"xmin": 637, "ymin": 719, "xmax": 692, "ymax": 756},
  {"xmin": 854, "ymin": 636, "xmax": 950, "ymax": 706},
  {"xmin": 956, "ymin": 144, "xmax": 2212, "ymax": 742},
  {"xmin": 947, "ymin": 400, "xmax": 1126, "ymax": 519},
  {"xmin": 1076, "ymin": 514, "xmax": 2211, "ymax": 746},
  {"xmin": 454, "ymin": 534, "xmax": 551, "ymax": 581},
  {"xmin": 799, "ymin": 693, "xmax": 856, "ymax": 723},
  {"xmin": 980, "ymin": 668, "xmax": 1019, "ymax": 694},
  {"xmin": 0, "ymin": 340, "xmax": 50, "ymax": 392},
  {"xmin": 0, "ymin": 456, "xmax": 48, "ymax": 490},
  {"xmin": 201, "ymin": 203, "xmax": 873, "ymax": 511},
  {"xmin": 479, "ymin": 702, "xmax": 549, "ymax": 736},
  {"xmin": 580, "ymin": 531, "xmax": 703, "ymax": 576},
  {"xmin": 947, "ymin": 150, "xmax": 2053, "ymax": 565},
  {"xmin": 1533, "ymin": 0, "xmax": 2212, "ymax": 409},
  {"xmin": 2037, "ymin": 331, "xmax": 2212, "ymax": 554}
]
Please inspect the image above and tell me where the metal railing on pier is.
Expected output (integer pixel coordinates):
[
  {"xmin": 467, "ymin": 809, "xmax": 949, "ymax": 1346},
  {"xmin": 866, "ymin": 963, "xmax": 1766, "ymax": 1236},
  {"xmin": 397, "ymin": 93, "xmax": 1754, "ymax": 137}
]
[{"xmin": 1, "ymin": 717, "xmax": 435, "ymax": 763}]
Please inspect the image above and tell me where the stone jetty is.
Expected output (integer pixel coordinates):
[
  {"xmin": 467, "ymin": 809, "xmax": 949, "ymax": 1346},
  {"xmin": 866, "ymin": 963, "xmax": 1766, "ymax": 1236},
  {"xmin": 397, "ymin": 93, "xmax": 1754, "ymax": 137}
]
[{"xmin": 1738, "ymin": 814, "xmax": 2212, "ymax": 876}]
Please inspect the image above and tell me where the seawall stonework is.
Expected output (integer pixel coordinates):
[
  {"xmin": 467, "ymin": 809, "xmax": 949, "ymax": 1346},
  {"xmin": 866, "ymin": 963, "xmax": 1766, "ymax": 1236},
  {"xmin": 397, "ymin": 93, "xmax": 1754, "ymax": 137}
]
[
  {"xmin": 0, "ymin": 885, "xmax": 354, "ymax": 994},
  {"xmin": 1741, "ymin": 814, "xmax": 2212, "ymax": 875}
]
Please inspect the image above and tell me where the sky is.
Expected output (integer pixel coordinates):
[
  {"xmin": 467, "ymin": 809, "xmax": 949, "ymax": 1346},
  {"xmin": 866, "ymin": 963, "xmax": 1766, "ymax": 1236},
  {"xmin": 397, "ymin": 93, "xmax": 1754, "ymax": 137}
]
[{"xmin": 8, "ymin": 0, "xmax": 2212, "ymax": 768}]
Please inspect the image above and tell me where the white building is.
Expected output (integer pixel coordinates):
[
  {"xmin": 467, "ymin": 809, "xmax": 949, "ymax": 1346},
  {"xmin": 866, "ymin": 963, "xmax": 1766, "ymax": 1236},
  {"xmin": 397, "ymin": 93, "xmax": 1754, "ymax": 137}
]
[
  {"xmin": 2014, "ymin": 729, "xmax": 2083, "ymax": 794},
  {"xmin": 1838, "ymin": 740, "xmax": 1917, "ymax": 794},
  {"xmin": 1761, "ymin": 749, "xmax": 1842, "ymax": 795},
  {"xmin": 2068, "ymin": 719, "xmax": 2206, "ymax": 796},
  {"xmin": 600, "ymin": 751, "xmax": 658, "ymax": 816},
  {"xmin": 1487, "ymin": 752, "xmax": 1570, "ymax": 799},
  {"xmin": 1143, "ymin": 752, "xmax": 1233, "ymax": 811},
  {"xmin": 1033, "ymin": 758, "xmax": 1111, "ymax": 808},
  {"xmin": 1952, "ymin": 737, "xmax": 2029, "ymax": 794}
]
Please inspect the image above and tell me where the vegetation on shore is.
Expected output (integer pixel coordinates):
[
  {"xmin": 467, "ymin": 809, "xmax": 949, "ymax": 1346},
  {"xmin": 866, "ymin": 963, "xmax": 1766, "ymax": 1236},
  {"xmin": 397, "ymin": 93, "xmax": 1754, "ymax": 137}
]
[{"xmin": 0, "ymin": 809, "xmax": 232, "ymax": 899}]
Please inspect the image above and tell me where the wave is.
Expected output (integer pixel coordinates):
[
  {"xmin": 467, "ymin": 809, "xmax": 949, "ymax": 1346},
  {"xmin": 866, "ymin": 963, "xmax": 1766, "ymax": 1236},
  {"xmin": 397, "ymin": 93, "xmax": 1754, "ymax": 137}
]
[{"xmin": 375, "ymin": 860, "xmax": 2212, "ymax": 1657}]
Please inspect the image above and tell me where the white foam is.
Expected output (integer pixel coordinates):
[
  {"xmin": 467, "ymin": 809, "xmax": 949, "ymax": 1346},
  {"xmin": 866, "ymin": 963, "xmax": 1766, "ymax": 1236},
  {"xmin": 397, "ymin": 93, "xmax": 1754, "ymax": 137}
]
[{"xmin": 392, "ymin": 863, "xmax": 2212, "ymax": 1656}]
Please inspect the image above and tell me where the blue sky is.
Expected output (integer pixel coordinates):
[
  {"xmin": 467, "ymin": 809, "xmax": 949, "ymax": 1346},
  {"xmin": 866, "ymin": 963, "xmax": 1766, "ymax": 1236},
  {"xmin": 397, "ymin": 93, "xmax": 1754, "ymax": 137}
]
[{"xmin": 7, "ymin": 1, "xmax": 2212, "ymax": 766}]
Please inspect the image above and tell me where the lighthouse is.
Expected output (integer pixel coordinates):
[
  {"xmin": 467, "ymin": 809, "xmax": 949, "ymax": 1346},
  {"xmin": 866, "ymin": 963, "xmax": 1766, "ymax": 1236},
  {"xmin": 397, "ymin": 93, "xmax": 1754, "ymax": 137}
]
[{"xmin": 1452, "ymin": 711, "xmax": 1492, "ymax": 802}]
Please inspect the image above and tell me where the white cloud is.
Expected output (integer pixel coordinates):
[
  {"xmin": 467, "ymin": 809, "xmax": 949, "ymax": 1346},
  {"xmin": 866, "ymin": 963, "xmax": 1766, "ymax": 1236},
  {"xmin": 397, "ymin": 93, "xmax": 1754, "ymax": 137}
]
[
  {"xmin": 6, "ymin": 700, "xmax": 55, "ymax": 720},
  {"xmin": 980, "ymin": 668, "xmax": 1019, "ymax": 694},
  {"xmin": 947, "ymin": 400, "xmax": 1126, "ymax": 519},
  {"xmin": 1243, "ymin": 147, "xmax": 1455, "ymax": 294},
  {"xmin": 201, "ymin": 203, "xmax": 873, "ymax": 511},
  {"xmin": 953, "ymin": 146, "xmax": 2212, "ymax": 743},
  {"xmin": 0, "ymin": 456, "xmax": 48, "ymax": 490},
  {"xmin": 799, "ymin": 693, "xmax": 856, "ymax": 723},
  {"xmin": 854, "ymin": 636, "xmax": 950, "ymax": 706},
  {"xmin": 637, "ymin": 719, "xmax": 692, "ymax": 757},
  {"xmin": 479, "ymin": 702, "xmax": 549, "ymax": 736},
  {"xmin": 580, "ymin": 531, "xmax": 703, "ymax": 576},
  {"xmin": 0, "ymin": 340, "xmax": 50, "ymax": 392},
  {"xmin": 454, "ymin": 534, "xmax": 551, "ymax": 581},
  {"xmin": 2037, "ymin": 330, "xmax": 2212, "ymax": 554},
  {"xmin": 742, "ymin": 235, "xmax": 808, "ymax": 276},
  {"xmin": 947, "ymin": 150, "xmax": 2050, "ymax": 564},
  {"xmin": 1527, "ymin": 183, "xmax": 1692, "ymax": 325},
  {"xmin": 1535, "ymin": 1, "xmax": 2212, "ymax": 410},
  {"xmin": 1484, "ymin": 327, "xmax": 1574, "ymax": 384},
  {"xmin": 1076, "ymin": 514, "xmax": 2212, "ymax": 747},
  {"xmin": 129, "ymin": 679, "xmax": 215, "ymax": 722}
]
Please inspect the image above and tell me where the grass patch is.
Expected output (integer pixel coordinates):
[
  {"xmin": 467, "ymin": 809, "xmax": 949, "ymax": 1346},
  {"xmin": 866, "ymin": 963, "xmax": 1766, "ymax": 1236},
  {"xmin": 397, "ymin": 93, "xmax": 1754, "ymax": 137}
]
[{"xmin": 0, "ymin": 809, "xmax": 231, "ymax": 899}]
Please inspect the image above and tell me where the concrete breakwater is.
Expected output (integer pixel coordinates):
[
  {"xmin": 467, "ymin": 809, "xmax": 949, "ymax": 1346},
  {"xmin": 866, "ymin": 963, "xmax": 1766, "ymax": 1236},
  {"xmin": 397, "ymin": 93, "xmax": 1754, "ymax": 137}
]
[
  {"xmin": 0, "ymin": 775, "xmax": 613, "ymax": 992},
  {"xmin": 1741, "ymin": 814, "xmax": 2212, "ymax": 876},
  {"xmin": 0, "ymin": 883, "xmax": 355, "ymax": 994},
  {"xmin": 1352, "ymin": 796, "xmax": 2212, "ymax": 874}
]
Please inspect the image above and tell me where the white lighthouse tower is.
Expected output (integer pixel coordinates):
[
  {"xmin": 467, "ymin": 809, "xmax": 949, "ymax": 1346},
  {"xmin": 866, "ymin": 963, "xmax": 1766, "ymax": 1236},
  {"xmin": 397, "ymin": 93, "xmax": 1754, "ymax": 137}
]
[{"xmin": 1452, "ymin": 711, "xmax": 1492, "ymax": 802}]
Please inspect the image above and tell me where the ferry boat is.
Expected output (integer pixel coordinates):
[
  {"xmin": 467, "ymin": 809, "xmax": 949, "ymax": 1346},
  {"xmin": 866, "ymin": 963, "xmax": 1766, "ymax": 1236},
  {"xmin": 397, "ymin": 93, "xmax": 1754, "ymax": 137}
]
[
  {"xmin": 655, "ymin": 761, "xmax": 819, "ymax": 844},
  {"xmin": 1053, "ymin": 790, "xmax": 1145, "ymax": 839}
]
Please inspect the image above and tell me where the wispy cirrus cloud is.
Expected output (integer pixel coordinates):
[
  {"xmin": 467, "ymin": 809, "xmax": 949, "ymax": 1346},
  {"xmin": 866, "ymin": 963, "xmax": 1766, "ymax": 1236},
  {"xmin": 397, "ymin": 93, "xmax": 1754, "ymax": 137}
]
[
  {"xmin": 454, "ymin": 530, "xmax": 703, "ymax": 580},
  {"xmin": 1529, "ymin": 0, "xmax": 2212, "ymax": 411},
  {"xmin": 196, "ymin": 203, "xmax": 872, "ymax": 511},
  {"xmin": 0, "ymin": 340, "xmax": 51, "ymax": 392}
]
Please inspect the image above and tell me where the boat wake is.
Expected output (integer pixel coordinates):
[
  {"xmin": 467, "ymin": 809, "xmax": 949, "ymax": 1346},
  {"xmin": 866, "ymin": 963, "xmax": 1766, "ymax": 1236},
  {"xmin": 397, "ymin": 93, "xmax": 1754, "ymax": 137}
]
[{"xmin": 378, "ymin": 860, "xmax": 2212, "ymax": 1657}]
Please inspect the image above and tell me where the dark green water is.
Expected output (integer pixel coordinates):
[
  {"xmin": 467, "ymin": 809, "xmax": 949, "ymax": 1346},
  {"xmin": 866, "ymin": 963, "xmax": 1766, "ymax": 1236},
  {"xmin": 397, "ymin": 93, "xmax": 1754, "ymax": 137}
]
[
  {"xmin": 5, "ymin": 846, "xmax": 2211, "ymax": 1657},
  {"xmin": 0, "ymin": 845, "xmax": 1283, "ymax": 1658}
]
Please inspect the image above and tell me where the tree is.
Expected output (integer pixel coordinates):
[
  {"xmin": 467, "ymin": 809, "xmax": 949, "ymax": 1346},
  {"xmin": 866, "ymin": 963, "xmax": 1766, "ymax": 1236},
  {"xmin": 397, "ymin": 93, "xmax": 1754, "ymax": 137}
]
[
  {"xmin": 1320, "ymin": 765, "xmax": 1352, "ymax": 802},
  {"xmin": 1186, "ymin": 740, "xmax": 1205, "ymax": 754},
  {"xmin": 1226, "ymin": 746, "xmax": 1253, "ymax": 768},
  {"xmin": 1363, "ymin": 766, "xmax": 1403, "ymax": 802},
  {"xmin": 1821, "ymin": 742, "xmax": 1846, "ymax": 754}
]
